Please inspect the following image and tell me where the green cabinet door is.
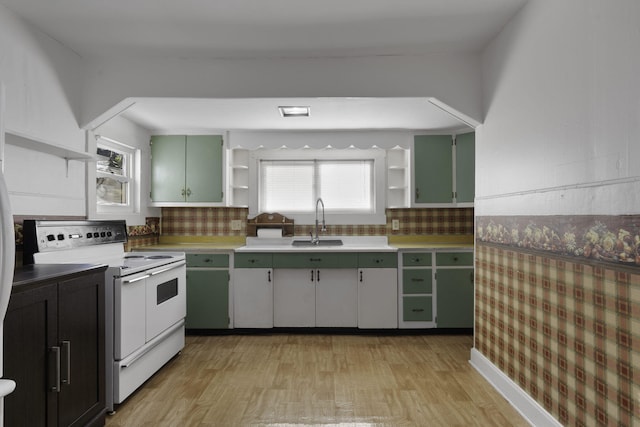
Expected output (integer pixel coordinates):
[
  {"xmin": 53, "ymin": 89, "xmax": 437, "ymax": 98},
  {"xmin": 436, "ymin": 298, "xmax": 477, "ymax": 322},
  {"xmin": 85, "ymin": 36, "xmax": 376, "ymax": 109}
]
[
  {"xmin": 151, "ymin": 135, "xmax": 186, "ymax": 202},
  {"xmin": 151, "ymin": 134, "xmax": 224, "ymax": 203},
  {"xmin": 455, "ymin": 132, "xmax": 475, "ymax": 203},
  {"xmin": 436, "ymin": 268, "xmax": 474, "ymax": 328},
  {"xmin": 186, "ymin": 269, "xmax": 229, "ymax": 329},
  {"xmin": 186, "ymin": 135, "xmax": 223, "ymax": 202},
  {"xmin": 414, "ymin": 135, "xmax": 453, "ymax": 203}
]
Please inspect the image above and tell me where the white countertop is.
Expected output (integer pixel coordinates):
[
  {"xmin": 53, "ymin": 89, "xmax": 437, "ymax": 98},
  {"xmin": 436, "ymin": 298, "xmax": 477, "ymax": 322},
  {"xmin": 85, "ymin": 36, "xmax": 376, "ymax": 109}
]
[{"xmin": 236, "ymin": 236, "xmax": 397, "ymax": 253}]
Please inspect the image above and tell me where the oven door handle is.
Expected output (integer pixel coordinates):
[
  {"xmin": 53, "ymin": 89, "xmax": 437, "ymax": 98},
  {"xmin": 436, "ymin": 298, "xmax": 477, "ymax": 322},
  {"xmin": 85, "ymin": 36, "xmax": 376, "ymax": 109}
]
[
  {"xmin": 122, "ymin": 274, "xmax": 150, "ymax": 284},
  {"xmin": 149, "ymin": 261, "xmax": 186, "ymax": 276}
]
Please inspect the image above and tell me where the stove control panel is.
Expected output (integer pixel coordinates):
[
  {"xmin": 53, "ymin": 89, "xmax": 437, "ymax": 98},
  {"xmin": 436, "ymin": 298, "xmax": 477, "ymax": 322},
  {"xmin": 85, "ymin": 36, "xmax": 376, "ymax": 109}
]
[{"xmin": 23, "ymin": 220, "xmax": 128, "ymax": 259}]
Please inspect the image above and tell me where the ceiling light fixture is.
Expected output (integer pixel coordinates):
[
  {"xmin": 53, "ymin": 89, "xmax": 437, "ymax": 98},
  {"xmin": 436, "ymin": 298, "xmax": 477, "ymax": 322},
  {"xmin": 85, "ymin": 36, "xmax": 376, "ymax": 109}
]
[{"xmin": 278, "ymin": 106, "xmax": 310, "ymax": 117}]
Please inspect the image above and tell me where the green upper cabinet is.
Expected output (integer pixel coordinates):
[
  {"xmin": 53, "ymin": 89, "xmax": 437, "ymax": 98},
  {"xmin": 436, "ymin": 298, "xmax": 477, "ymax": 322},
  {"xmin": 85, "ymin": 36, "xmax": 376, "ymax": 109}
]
[
  {"xmin": 414, "ymin": 135, "xmax": 453, "ymax": 204},
  {"xmin": 455, "ymin": 132, "xmax": 475, "ymax": 203},
  {"xmin": 151, "ymin": 135, "xmax": 224, "ymax": 203},
  {"xmin": 413, "ymin": 132, "xmax": 474, "ymax": 205}
]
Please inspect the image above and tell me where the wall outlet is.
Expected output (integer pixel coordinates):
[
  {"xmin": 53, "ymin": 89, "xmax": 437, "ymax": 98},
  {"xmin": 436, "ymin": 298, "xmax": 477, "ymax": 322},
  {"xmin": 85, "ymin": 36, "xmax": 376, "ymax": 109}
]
[
  {"xmin": 231, "ymin": 219, "xmax": 243, "ymax": 231},
  {"xmin": 392, "ymin": 219, "xmax": 400, "ymax": 231}
]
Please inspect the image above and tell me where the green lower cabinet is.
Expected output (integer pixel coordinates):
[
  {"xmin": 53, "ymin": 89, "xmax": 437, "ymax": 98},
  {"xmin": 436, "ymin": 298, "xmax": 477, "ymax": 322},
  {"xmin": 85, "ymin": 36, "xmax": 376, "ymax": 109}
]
[
  {"xmin": 436, "ymin": 268, "xmax": 474, "ymax": 328},
  {"xmin": 403, "ymin": 296, "xmax": 433, "ymax": 321},
  {"xmin": 186, "ymin": 269, "xmax": 229, "ymax": 329}
]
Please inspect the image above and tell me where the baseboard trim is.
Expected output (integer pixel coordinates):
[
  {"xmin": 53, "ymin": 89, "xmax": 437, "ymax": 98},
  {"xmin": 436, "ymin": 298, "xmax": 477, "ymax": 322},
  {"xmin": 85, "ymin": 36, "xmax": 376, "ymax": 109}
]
[{"xmin": 469, "ymin": 348, "xmax": 562, "ymax": 427}]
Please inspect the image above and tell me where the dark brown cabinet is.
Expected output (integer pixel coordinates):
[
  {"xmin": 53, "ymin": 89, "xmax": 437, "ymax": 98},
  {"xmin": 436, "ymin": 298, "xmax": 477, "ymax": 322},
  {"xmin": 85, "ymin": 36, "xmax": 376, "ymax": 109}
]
[{"xmin": 4, "ymin": 265, "xmax": 107, "ymax": 427}]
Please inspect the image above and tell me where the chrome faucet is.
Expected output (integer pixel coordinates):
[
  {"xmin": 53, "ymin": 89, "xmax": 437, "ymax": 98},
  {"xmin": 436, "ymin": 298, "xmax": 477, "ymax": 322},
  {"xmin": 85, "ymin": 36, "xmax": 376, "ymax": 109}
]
[{"xmin": 312, "ymin": 197, "xmax": 326, "ymax": 244}]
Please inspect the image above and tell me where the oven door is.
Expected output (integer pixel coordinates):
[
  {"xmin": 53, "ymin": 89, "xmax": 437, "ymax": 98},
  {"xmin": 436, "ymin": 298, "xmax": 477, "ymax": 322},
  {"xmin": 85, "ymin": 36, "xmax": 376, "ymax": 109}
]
[
  {"xmin": 114, "ymin": 270, "xmax": 149, "ymax": 360},
  {"xmin": 145, "ymin": 261, "xmax": 186, "ymax": 341}
]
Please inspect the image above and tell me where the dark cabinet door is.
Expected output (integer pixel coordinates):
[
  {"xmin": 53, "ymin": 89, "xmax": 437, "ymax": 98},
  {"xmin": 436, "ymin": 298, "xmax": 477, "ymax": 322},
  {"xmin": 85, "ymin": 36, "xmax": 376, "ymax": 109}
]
[
  {"xmin": 57, "ymin": 272, "xmax": 106, "ymax": 427},
  {"xmin": 4, "ymin": 270, "xmax": 106, "ymax": 427},
  {"xmin": 4, "ymin": 282, "xmax": 58, "ymax": 427}
]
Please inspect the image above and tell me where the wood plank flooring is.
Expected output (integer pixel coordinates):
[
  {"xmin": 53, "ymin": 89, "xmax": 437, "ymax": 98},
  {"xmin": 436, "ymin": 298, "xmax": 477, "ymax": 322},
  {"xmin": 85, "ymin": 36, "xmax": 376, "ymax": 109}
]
[{"xmin": 106, "ymin": 333, "xmax": 528, "ymax": 426}]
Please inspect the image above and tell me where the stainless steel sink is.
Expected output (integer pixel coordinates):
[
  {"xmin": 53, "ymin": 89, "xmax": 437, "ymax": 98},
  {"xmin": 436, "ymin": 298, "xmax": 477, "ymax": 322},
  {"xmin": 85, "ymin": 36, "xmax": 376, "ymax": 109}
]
[{"xmin": 291, "ymin": 239, "xmax": 344, "ymax": 247}]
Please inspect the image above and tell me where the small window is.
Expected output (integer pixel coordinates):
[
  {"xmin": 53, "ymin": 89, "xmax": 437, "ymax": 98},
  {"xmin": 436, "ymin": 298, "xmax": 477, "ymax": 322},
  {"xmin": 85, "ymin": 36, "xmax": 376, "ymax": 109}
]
[
  {"xmin": 96, "ymin": 139, "xmax": 137, "ymax": 212},
  {"xmin": 259, "ymin": 159, "xmax": 374, "ymax": 213}
]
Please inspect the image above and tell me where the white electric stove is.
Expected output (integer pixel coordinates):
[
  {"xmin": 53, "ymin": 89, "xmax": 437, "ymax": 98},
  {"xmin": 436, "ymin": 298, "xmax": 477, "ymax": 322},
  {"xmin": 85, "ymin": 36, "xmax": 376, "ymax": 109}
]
[{"xmin": 22, "ymin": 220, "xmax": 186, "ymax": 413}]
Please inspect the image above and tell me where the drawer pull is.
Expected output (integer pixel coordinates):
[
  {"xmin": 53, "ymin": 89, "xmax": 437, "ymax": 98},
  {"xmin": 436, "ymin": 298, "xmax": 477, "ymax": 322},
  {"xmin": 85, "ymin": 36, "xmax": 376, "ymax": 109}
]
[
  {"xmin": 411, "ymin": 278, "xmax": 424, "ymax": 282},
  {"xmin": 309, "ymin": 258, "xmax": 322, "ymax": 262},
  {"xmin": 411, "ymin": 258, "xmax": 421, "ymax": 263},
  {"xmin": 412, "ymin": 308, "xmax": 424, "ymax": 312}
]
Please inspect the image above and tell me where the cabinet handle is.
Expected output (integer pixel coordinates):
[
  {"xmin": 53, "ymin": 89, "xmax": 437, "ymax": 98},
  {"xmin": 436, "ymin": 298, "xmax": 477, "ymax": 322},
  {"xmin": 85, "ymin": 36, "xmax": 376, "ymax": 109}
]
[
  {"xmin": 411, "ymin": 258, "xmax": 420, "ymax": 263},
  {"xmin": 412, "ymin": 308, "xmax": 425, "ymax": 312},
  {"xmin": 49, "ymin": 346, "xmax": 61, "ymax": 392},
  {"xmin": 470, "ymin": 272, "xmax": 474, "ymax": 283},
  {"xmin": 181, "ymin": 188, "xmax": 186, "ymax": 196},
  {"xmin": 415, "ymin": 188, "xmax": 420, "ymax": 200},
  {"xmin": 268, "ymin": 270, "xmax": 271, "ymax": 282},
  {"xmin": 186, "ymin": 188, "xmax": 192, "ymax": 196},
  {"xmin": 309, "ymin": 258, "xmax": 322, "ymax": 262},
  {"xmin": 316, "ymin": 270, "xmax": 320, "ymax": 282},
  {"xmin": 411, "ymin": 278, "xmax": 424, "ymax": 282},
  {"xmin": 453, "ymin": 257, "xmax": 459, "ymax": 261},
  {"xmin": 310, "ymin": 270, "xmax": 314, "ymax": 282},
  {"xmin": 360, "ymin": 270, "xmax": 363, "ymax": 282},
  {"xmin": 61, "ymin": 341, "xmax": 71, "ymax": 386}
]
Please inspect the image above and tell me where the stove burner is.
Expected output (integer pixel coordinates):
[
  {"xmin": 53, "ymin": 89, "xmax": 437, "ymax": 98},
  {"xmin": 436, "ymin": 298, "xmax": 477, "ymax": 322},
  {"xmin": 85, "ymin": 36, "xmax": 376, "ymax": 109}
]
[
  {"xmin": 145, "ymin": 255, "xmax": 173, "ymax": 259},
  {"xmin": 124, "ymin": 255, "xmax": 145, "ymax": 259}
]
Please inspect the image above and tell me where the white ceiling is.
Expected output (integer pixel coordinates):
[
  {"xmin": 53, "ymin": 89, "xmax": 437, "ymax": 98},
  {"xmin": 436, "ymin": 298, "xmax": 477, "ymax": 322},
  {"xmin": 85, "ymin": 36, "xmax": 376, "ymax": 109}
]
[
  {"xmin": 2, "ymin": 0, "xmax": 527, "ymax": 131},
  {"xmin": 118, "ymin": 97, "xmax": 475, "ymax": 132}
]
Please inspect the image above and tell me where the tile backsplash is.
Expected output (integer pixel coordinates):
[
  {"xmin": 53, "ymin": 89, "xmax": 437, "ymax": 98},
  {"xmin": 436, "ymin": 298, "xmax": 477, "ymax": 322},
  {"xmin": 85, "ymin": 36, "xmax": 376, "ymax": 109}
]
[{"xmin": 160, "ymin": 207, "xmax": 474, "ymax": 237}]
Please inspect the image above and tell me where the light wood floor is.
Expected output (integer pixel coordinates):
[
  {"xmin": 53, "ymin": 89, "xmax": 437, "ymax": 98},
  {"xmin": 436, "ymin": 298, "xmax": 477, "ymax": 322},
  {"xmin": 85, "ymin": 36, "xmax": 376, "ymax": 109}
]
[{"xmin": 106, "ymin": 333, "xmax": 528, "ymax": 427}]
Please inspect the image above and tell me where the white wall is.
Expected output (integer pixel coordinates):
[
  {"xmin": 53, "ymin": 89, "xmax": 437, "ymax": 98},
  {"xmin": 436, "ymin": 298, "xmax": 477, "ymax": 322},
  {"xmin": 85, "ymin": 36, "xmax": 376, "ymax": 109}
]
[
  {"xmin": 81, "ymin": 53, "xmax": 483, "ymax": 129},
  {"xmin": 88, "ymin": 115, "xmax": 160, "ymax": 225},
  {"xmin": 477, "ymin": 0, "xmax": 640, "ymax": 216},
  {"xmin": 0, "ymin": 5, "xmax": 87, "ymax": 216},
  {"xmin": 0, "ymin": 5, "xmax": 84, "ymax": 150}
]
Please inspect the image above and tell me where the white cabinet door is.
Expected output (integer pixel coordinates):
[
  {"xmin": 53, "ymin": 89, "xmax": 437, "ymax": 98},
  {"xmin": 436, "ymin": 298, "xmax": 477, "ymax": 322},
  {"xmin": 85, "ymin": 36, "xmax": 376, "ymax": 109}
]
[
  {"xmin": 273, "ymin": 269, "xmax": 316, "ymax": 327},
  {"xmin": 358, "ymin": 268, "xmax": 398, "ymax": 328},
  {"xmin": 234, "ymin": 268, "xmax": 273, "ymax": 328},
  {"xmin": 315, "ymin": 269, "xmax": 357, "ymax": 327}
]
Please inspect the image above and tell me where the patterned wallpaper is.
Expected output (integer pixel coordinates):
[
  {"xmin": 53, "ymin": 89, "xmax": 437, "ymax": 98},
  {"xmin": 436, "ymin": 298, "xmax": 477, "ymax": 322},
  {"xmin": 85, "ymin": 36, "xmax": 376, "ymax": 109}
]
[
  {"xmin": 160, "ymin": 207, "xmax": 474, "ymax": 237},
  {"xmin": 475, "ymin": 215, "xmax": 640, "ymax": 426}
]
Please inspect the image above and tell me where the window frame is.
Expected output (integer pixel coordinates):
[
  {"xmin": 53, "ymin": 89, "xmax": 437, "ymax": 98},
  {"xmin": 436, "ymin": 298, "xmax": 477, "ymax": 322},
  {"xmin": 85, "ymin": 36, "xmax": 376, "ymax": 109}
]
[
  {"xmin": 94, "ymin": 136, "xmax": 140, "ymax": 215},
  {"xmin": 249, "ymin": 149, "xmax": 386, "ymax": 225}
]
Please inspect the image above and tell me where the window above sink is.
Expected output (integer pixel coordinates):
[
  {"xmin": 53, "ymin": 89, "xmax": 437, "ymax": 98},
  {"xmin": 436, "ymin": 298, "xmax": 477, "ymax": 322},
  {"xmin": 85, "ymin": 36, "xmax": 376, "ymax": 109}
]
[{"xmin": 246, "ymin": 148, "xmax": 387, "ymax": 225}]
